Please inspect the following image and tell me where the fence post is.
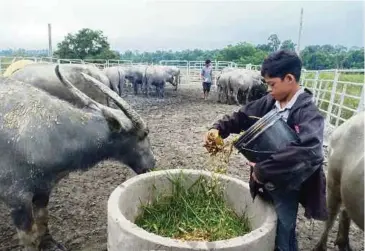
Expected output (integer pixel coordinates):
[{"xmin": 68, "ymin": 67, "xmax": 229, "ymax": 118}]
[
  {"xmin": 187, "ymin": 61, "xmax": 190, "ymax": 82},
  {"xmin": 315, "ymin": 79, "xmax": 323, "ymax": 106},
  {"xmin": 326, "ymin": 69, "xmax": 340, "ymax": 125},
  {"xmin": 356, "ymin": 85, "xmax": 365, "ymax": 113},
  {"xmin": 335, "ymin": 83, "xmax": 347, "ymax": 127},
  {"xmin": 311, "ymin": 71, "xmax": 320, "ymax": 102},
  {"xmin": 299, "ymin": 70, "xmax": 306, "ymax": 87}
]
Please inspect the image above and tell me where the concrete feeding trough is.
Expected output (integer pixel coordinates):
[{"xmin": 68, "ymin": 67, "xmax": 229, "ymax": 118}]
[{"xmin": 107, "ymin": 169, "xmax": 277, "ymax": 251}]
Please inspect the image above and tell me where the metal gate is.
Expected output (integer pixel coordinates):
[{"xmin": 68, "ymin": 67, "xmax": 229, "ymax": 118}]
[{"xmin": 159, "ymin": 60, "xmax": 238, "ymax": 84}]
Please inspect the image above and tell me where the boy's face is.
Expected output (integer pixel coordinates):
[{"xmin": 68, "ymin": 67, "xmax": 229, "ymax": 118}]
[{"xmin": 264, "ymin": 74, "xmax": 296, "ymax": 101}]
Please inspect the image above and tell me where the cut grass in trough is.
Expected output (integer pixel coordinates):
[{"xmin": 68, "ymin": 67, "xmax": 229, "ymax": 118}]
[
  {"xmin": 134, "ymin": 128, "xmax": 253, "ymax": 241},
  {"xmin": 134, "ymin": 172, "xmax": 251, "ymax": 242}
]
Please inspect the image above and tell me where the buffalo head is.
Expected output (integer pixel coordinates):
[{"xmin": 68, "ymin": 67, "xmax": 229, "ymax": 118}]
[{"xmin": 55, "ymin": 65, "xmax": 156, "ymax": 174}]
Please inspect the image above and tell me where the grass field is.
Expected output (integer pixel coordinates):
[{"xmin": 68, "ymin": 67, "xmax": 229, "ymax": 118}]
[{"xmin": 0, "ymin": 57, "xmax": 15, "ymax": 74}]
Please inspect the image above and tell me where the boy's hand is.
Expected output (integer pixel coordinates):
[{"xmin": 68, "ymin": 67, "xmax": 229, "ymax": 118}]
[
  {"xmin": 203, "ymin": 129, "xmax": 223, "ymax": 154},
  {"xmin": 248, "ymin": 162, "xmax": 263, "ymax": 184},
  {"xmin": 252, "ymin": 172, "xmax": 263, "ymax": 184},
  {"xmin": 204, "ymin": 129, "xmax": 219, "ymax": 144},
  {"xmin": 247, "ymin": 161, "xmax": 256, "ymax": 167}
]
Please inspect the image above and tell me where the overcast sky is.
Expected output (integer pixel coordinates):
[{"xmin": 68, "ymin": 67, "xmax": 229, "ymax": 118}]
[{"xmin": 0, "ymin": 0, "xmax": 363, "ymax": 52}]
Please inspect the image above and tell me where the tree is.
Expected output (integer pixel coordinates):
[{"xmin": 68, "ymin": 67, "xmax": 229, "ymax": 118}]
[
  {"xmin": 280, "ymin": 40, "xmax": 296, "ymax": 51},
  {"xmin": 256, "ymin": 44, "xmax": 272, "ymax": 52},
  {"xmin": 268, "ymin": 34, "xmax": 281, "ymax": 52},
  {"xmin": 54, "ymin": 28, "xmax": 119, "ymax": 60},
  {"xmin": 343, "ymin": 48, "xmax": 364, "ymax": 69}
]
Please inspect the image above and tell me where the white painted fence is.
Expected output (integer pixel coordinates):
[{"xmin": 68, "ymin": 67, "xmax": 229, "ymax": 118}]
[
  {"xmin": 159, "ymin": 60, "xmax": 238, "ymax": 84},
  {"xmin": 0, "ymin": 56, "xmax": 363, "ymax": 132},
  {"xmin": 158, "ymin": 60, "xmax": 364, "ymax": 129},
  {"xmin": 0, "ymin": 56, "xmax": 134, "ymax": 73},
  {"xmin": 300, "ymin": 69, "xmax": 364, "ymax": 128}
]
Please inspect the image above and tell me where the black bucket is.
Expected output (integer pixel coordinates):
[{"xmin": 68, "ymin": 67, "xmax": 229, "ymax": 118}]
[{"xmin": 233, "ymin": 109, "xmax": 300, "ymax": 163}]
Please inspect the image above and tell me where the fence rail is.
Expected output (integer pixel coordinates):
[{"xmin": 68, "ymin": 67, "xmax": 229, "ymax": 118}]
[
  {"xmin": 0, "ymin": 56, "xmax": 364, "ymax": 132},
  {"xmin": 300, "ymin": 69, "xmax": 364, "ymax": 131}
]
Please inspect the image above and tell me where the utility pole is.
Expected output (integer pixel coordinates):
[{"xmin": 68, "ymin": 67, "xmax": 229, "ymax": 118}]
[
  {"xmin": 296, "ymin": 7, "xmax": 303, "ymax": 56},
  {"xmin": 48, "ymin": 23, "xmax": 53, "ymax": 57}
]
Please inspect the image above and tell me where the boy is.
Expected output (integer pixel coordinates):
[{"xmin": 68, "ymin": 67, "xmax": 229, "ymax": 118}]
[
  {"xmin": 204, "ymin": 50, "xmax": 328, "ymax": 251},
  {"xmin": 201, "ymin": 59, "xmax": 213, "ymax": 100}
]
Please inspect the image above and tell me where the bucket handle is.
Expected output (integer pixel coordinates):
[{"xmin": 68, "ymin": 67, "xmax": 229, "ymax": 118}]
[
  {"xmin": 236, "ymin": 146, "xmax": 276, "ymax": 155},
  {"xmin": 248, "ymin": 116, "xmax": 261, "ymax": 120}
]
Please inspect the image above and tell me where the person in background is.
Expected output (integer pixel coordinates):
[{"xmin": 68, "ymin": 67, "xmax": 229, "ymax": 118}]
[
  {"xmin": 203, "ymin": 50, "xmax": 328, "ymax": 251},
  {"xmin": 201, "ymin": 59, "xmax": 213, "ymax": 100}
]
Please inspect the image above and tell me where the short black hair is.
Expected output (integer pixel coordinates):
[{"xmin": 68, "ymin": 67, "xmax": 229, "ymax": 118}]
[
  {"xmin": 205, "ymin": 59, "xmax": 211, "ymax": 64},
  {"xmin": 261, "ymin": 50, "xmax": 302, "ymax": 82}
]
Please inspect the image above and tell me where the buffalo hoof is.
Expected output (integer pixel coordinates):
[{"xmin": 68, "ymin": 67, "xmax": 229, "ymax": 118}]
[
  {"xmin": 39, "ymin": 234, "xmax": 67, "ymax": 251},
  {"xmin": 311, "ymin": 243, "xmax": 326, "ymax": 251},
  {"xmin": 22, "ymin": 247, "xmax": 38, "ymax": 251},
  {"xmin": 335, "ymin": 242, "xmax": 353, "ymax": 251}
]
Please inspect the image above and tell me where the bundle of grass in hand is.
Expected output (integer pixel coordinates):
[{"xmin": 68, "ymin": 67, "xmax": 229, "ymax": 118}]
[
  {"xmin": 134, "ymin": 174, "xmax": 251, "ymax": 241},
  {"xmin": 203, "ymin": 115, "xmax": 261, "ymax": 174},
  {"xmin": 203, "ymin": 130, "xmax": 245, "ymax": 175}
]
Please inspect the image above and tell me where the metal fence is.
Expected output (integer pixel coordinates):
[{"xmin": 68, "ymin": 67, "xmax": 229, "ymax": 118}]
[
  {"xmin": 158, "ymin": 60, "xmax": 364, "ymax": 129},
  {"xmin": 300, "ymin": 69, "xmax": 364, "ymax": 129},
  {"xmin": 0, "ymin": 56, "xmax": 134, "ymax": 74},
  {"xmin": 159, "ymin": 60, "xmax": 239, "ymax": 84},
  {"xmin": 0, "ymin": 56, "xmax": 363, "ymax": 131}
]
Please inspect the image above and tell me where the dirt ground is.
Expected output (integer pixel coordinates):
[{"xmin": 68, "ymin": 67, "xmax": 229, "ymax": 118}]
[{"xmin": 0, "ymin": 84, "xmax": 363, "ymax": 251}]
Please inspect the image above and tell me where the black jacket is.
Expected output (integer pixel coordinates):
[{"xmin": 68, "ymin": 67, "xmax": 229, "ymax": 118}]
[{"xmin": 211, "ymin": 88, "xmax": 328, "ymax": 221}]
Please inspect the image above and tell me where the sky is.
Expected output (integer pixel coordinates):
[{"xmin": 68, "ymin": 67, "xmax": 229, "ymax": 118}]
[{"xmin": 0, "ymin": 0, "xmax": 363, "ymax": 52}]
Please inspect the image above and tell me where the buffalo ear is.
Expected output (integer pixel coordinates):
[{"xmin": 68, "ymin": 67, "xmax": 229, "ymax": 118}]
[{"xmin": 101, "ymin": 107, "xmax": 133, "ymax": 133}]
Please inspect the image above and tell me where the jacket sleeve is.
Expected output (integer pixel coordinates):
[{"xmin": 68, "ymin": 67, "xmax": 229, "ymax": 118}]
[
  {"xmin": 253, "ymin": 106, "xmax": 325, "ymax": 186},
  {"xmin": 210, "ymin": 99, "xmax": 265, "ymax": 139}
]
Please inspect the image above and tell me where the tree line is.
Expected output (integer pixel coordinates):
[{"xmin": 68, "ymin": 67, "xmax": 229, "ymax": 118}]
[
  {"xmin": 1, "ymin": 28, "xmax": 363, "ymax": 70},
  {"xmin": 117, "ymin": 33, "xmax": 364, "ymax": 70}
]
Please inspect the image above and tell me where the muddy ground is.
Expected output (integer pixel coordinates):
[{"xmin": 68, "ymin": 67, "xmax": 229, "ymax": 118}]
[{"xmin": 0, "ymin": 84, "xmax": 363, "ymax": 251}]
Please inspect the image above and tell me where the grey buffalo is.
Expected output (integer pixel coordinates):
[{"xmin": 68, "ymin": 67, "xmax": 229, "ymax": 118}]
[
  {"xmin": 314, "ymin": 111, "xmax": 364, "ymax": 251},
  {"xmin": 143, "ymin": 65, "xmax": 175, "ymax": 98},
  {"xmin": 162, "ymin": 65, "xmax": 181, "ymax": 90},
  {"xmin": 0, "ymin": 64, "xmax": 155, "ymax": 251},
  {"xmin": 216, "ymin": 67, "xmax": 241, "ymax": 103},
  {"xmin": 103, "ymin": 66, "xmax": 127, "ymax": 96},
  {"xmin": 216, "ymin": 70, "xmax": 231, "ymax": 103},
  {"xmin": 10, "ymin": 63, "xmax": 115, "ymax": 107},
  {"xmin": 215, "ymin": 67, "xmax": 235, "ymax": 81},
  {"xmin": 217, "ymin": 68, "xmax": 268, "ymax": 105},
  {"xmin": 120, "ymin": 65, "xmax": 179, "ymax": 97},
  {"xmin": 122, "ymin": 65, "xmax": 147, "ymax": 95}
]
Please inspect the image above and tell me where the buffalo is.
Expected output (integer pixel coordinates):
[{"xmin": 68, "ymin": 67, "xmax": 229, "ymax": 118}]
[{"xmin": 0, "ymin": 64, "xmax": 156, "ymax": 251}]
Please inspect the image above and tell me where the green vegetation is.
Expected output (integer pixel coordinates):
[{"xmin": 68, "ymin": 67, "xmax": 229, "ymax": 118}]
[
  {"xmin": 117, "ymin": 33, "xmax": 363, "ymax": 70},
  {"xmin": 53, "ymin": 28, "xmax": 119, "ymax": 60},
  {"xmin": 134, "ymin": 173, "xmax": 251, "ymax": 242}
]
